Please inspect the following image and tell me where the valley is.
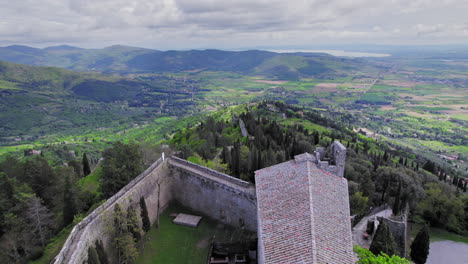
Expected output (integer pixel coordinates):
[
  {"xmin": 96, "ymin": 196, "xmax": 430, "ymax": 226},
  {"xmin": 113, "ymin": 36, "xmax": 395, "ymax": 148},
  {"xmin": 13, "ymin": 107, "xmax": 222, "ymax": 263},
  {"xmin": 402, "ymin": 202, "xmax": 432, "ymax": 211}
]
[
  {"xmin": 0, "ymin": 46, "xmax": 466, "ymax": 264},
  {"xmin": 1, "ymin": 48, "xmax": 465, "ymax": 174}
]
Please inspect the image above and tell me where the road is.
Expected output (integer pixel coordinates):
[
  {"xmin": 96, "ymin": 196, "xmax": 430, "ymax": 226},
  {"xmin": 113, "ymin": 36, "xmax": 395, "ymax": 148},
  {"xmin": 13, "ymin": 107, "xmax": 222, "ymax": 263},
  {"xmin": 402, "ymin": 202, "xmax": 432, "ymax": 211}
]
[{"xmin": 352, "ymin": 208, "xmax": 392, "ymax": 248}]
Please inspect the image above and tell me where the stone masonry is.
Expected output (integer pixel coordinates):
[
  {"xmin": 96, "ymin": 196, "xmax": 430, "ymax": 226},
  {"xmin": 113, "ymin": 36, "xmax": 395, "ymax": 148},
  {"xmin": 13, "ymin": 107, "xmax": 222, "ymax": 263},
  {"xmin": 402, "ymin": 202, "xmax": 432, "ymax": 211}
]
[
  {"xmin": 377, "ymin": 206, "xmax": 409, "ymax": 257},
  {"xmin": 53, "ymin": 156, "xmax": 256, "ymax": 264}
]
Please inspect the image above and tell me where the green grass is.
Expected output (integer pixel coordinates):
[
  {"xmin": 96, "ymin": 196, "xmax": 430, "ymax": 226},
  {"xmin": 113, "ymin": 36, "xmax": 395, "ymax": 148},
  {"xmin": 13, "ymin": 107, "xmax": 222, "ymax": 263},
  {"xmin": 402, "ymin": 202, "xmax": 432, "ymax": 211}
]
[
  {"xmin": 430, "ymin": 228, "xmax": 468, "ymax": 243},
  {"xmin": 415, "ymin": 140, "xmax": 468, "ymax": 156},
  {"xmin": 280, "ymin": 118, "xmax": 330, "ymax": 133},
  {"xmin": 78, "ymin": 166, "xmax": 102, "ymax": 194},
  {"xmin": 451, "ymin": 114, "xmax": 468, "ymax": 121},
  {"xmin": 0, "ymin": 144, "xmax": 35, "ymax": 155},
  {"xmin": 411, "ymin": 223, "xmax": 468, "ymax": 244},
  {"xmin": 410, "ymin": 106, "xmax": 453, "ymax": 111},
  {"xmin": 137, "ymin": 204, "xmax": 248, "ymax": 264}
]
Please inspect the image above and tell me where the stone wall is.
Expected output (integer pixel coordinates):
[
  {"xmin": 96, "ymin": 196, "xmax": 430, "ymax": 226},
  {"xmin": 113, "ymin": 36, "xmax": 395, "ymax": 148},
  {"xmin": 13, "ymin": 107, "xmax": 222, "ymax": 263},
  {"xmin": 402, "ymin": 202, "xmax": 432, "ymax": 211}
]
[
  {"xmin": 377, "ymin": 208, "xmax": 408, "ymax": 258},
  {"xmin": 53, "ymin": 157, "xmax": 171, "ymax": 264},
  {"xmin": 168, "ymin": 156, "xmax": 257, "ymax": 231},
  {"xmin": 54, "ymin": 156, "xmax": 257, "ymax": 264},
  {"xmin": 314, "ymin": 141, "xmax": 347, "ymax": 177}
]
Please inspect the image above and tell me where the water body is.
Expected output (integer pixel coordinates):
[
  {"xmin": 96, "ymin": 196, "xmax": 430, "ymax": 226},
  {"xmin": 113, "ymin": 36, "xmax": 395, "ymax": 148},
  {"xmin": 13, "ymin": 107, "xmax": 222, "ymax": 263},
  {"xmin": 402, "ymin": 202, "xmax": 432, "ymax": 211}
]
[
  {"xmin": 426, "ymin": 240, "xmax": 468, "ymax": 264},
  {"xmin": 270, "ymin": 49, "xmax": 391, "ymax": 57}
]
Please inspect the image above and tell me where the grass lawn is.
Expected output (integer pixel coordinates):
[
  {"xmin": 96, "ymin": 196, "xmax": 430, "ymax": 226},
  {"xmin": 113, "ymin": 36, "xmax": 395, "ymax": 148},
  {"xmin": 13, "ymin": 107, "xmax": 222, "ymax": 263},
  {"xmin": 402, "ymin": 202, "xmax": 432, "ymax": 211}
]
[
  {"xmin": 77, "ymin": 166, "xmax": 102, "ymax": 194},
  {"xmin": 410, "ymin": 223, "xmax": 468, "ymax": 244},
  {"xmin": 136, "ymin": 204, "xmax": 249, "ymax": 264}
]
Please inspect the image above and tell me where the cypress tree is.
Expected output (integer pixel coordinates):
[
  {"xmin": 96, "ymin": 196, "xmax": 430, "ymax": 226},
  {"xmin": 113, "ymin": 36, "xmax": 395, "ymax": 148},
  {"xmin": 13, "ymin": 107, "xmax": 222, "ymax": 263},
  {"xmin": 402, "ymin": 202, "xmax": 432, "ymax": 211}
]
[
  {"xmin": 314, "ymin": 131, "xmax": 320, "ymax": 145},
  {"xmin": 87, "ymin": 246, "xmax": 101, "ymax": 264},
  {"xmin": 83, "ymin": 153, "xmax": 91, "ymax": 176},
  {"xmin": 139, "ymin": 197, "xmax": 151, "ymax": 232},
  {"xmin": 95, "ymin": 240, "xmax": 108, "ymax": 264},
  {"xmin": 369, "ymin": 222, "xmax": 397, "ymax": 256},
  {"xmin": 392, "ymin": 181, "xmax": 402, "ymax": 216},
  {"xmin": 63, "ymin": 175, "xmax": 77, "ymax": 226},
  {"xmin": 127, "ymin": 205, "xmax": 141, "ymax": 241},
  {"xmin": 410, "ymin": 225, "xmax": 430, "ymax": 264}
]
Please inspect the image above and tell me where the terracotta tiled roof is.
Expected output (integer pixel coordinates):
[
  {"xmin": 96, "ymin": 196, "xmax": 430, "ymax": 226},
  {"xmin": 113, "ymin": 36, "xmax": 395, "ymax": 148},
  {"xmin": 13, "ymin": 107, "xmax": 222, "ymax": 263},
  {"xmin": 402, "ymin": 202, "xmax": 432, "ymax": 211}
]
[{"xmin": 255, "ymin": 153, "xmax": 354, "ymax": 264}]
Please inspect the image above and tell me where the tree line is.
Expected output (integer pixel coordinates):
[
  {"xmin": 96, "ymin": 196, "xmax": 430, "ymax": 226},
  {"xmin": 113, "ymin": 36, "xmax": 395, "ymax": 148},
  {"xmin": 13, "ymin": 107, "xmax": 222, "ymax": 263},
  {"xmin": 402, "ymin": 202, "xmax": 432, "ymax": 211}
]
[{"xmin": 0, "ymin": 140, "xmax": 145, "ymax": 263}]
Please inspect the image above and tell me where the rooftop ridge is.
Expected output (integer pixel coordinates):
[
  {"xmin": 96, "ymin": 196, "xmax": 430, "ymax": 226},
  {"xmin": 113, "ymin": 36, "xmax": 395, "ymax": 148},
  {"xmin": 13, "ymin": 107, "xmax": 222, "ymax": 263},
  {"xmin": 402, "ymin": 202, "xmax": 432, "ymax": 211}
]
[{"xmin": 306, "ymin": 161, "xmax": 318, "ymax": 264}]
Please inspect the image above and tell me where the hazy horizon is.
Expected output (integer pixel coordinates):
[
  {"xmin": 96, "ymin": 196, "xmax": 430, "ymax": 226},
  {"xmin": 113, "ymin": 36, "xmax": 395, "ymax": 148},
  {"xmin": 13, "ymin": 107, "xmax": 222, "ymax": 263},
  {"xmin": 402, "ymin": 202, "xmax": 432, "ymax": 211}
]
[{"xmin": 1, "ymin": 1, "xmax": 468, "ymax": 50}]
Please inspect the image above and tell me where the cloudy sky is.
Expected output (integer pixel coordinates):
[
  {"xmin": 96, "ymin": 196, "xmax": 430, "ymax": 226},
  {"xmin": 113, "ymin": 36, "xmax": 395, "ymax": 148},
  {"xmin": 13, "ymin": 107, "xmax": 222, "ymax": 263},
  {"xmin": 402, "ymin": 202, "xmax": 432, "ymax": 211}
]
[{"xmin": 1, "ymin": 0, "xmax": 468, "ymax": 50}]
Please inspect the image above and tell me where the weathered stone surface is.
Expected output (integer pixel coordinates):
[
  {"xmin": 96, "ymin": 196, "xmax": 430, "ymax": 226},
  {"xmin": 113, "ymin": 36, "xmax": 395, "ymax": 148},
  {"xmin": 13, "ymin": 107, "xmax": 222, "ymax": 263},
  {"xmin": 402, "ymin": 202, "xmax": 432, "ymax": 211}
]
[
  {"xmin": 173, "ymin": 213, "xmax": 202, "ymax": 227},
  {"xmin": 169, "ymin": 157, "xmax": 257, "ymax": 231},
  {"xmin": 377, "ymin": 208, "xmax": 408, "ymax": 258}
]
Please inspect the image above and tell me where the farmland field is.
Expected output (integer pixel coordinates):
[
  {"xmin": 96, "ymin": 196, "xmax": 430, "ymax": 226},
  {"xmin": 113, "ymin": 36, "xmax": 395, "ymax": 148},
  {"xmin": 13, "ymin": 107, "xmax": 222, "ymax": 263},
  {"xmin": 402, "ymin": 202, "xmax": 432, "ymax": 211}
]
[{"xmin": 1, "ymin": 53, "xmax": 467, "ymax": 175}]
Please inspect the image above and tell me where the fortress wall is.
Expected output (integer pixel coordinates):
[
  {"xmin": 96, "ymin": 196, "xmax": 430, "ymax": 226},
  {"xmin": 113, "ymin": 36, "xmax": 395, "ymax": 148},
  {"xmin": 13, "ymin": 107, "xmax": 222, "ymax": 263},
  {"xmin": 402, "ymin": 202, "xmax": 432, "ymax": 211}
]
[
  {"xmin": 54, "ymin": 156, "xmax": 258, "ymax": 264},
  {"xmin": 377, "ymin": 216, "xmax": 407, "ymax": 257},
  {"xmin": 54, "ymin": 158, "xmax": 172, "ymax": 264},
  {"xmin": 169, "ymin": 157, "xmax": 257, "ymax": 231}
]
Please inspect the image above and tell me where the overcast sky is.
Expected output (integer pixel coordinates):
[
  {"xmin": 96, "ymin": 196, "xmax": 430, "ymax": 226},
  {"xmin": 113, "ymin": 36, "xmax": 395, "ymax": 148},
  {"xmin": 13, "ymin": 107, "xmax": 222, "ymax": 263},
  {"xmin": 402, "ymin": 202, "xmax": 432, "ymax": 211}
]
[{"xmin": 1, "ymin": 0, "xmax": 468, "ymax": 50}]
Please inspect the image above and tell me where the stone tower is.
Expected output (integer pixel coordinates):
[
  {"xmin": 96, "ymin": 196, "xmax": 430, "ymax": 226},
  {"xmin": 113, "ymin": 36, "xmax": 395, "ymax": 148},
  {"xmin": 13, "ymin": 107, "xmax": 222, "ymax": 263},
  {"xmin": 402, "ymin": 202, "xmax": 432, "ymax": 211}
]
[{"xmin": 331, "ymin": 141, "xmax": 347, "ymax": 177}]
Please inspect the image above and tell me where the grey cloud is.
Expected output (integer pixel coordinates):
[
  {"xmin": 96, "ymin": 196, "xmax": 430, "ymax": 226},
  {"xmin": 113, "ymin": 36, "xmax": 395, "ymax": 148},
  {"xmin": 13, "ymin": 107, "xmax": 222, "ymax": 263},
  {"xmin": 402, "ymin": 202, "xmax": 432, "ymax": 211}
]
[{"xmin": 0, "ymin": 0, "xmax": 467, "ymax": 49}]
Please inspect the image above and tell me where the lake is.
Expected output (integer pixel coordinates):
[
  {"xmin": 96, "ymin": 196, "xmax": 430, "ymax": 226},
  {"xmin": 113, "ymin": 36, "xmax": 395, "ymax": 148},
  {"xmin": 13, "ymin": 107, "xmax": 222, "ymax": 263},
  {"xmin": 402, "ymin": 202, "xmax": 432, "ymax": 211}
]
[{"xmin": 269, "ymin": 49, "xmax": 391, "ymax": 57}]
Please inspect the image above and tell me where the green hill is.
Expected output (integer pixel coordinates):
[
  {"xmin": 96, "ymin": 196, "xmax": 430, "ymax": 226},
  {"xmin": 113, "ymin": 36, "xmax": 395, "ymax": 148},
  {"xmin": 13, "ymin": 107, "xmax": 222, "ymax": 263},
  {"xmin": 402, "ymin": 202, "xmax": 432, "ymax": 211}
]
[
  {"xmin": 0, "ymin": 60, "xmax": 192, "ymax": 138},
  {"xmin": 0, "ymin": 46, "xmax": 372, "ymax": 79}
]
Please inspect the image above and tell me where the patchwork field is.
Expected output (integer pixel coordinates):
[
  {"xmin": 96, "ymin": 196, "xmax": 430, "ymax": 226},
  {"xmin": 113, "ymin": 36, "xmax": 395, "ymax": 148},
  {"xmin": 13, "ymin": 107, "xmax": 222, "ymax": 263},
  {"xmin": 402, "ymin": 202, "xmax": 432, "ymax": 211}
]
[{"xmin": 1, "ymin": 54, "xmax": 466, "ymax": 174}]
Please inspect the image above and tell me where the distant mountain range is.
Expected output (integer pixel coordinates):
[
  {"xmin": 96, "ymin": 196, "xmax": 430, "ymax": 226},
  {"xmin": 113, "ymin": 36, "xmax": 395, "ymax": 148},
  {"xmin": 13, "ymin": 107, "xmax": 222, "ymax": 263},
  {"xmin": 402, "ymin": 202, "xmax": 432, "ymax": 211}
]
[
  {"xmin": 0, "ymin": 45, "xmax": 382, "ymax": 138},
  {"xmin": 0, "ymin": 45, "xmax": 373, "ymax": 79}
]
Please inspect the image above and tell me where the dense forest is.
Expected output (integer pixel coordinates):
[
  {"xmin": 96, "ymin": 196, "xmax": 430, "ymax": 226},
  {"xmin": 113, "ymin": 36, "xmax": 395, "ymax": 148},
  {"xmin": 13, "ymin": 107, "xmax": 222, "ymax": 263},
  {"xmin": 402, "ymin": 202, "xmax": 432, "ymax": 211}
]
[
  {"xmin": 0, "ymin": 142, "xmax": 145, "ymax": 263},
  {"xmin": 170, "ymin": 101, "xmax": 468, "ymax": 233},
  {"xmin": 0, "ymin": 101, "xmax": 466, "ymax": 263}
]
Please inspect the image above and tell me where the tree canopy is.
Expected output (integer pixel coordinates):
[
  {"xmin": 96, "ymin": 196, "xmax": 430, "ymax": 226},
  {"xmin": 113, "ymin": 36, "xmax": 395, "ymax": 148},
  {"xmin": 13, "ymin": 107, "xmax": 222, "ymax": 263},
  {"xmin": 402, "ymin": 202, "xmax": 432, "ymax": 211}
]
[
  {"xmin": 355, "ymin": 246, "xmax": 410, "ymax": 264},
  {"xmin": 100, "ymin": 142, "xmax": 143, "ymax": 198}
]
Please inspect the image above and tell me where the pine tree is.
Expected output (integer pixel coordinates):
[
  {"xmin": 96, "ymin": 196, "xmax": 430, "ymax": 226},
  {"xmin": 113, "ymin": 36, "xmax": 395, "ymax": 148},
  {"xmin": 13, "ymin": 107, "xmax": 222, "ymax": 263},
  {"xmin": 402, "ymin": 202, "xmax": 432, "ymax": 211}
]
[
  {"xmin": 83, "ymin": 153, "xmax": 91, "ymax": 176},
  {"xmin": 139, "ymin": 197, "xmax": 151, "ymax": 232},
  {"xmin": 369, "ymin": 222, "xmax": 397, "ymax": 256},
  {"xmin": 410, "ymin": 226, "xmax": 430, "ymax": 264}
]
